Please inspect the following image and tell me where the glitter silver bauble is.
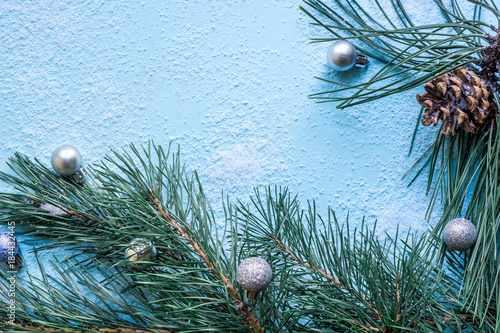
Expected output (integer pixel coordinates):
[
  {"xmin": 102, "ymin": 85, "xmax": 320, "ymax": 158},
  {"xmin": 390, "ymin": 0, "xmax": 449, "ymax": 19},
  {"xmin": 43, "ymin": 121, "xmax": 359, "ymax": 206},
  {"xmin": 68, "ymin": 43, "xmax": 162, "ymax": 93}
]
[
  {"xmin": 124, "ymin": 238, "xmax": 157, "ymax": 269},
  {"xmin": 0, "ymin": 233, "xmax": 19, "ymax": 262},
  {"xmin": 327, "ymin": 40, "xmax": 368, "ymax": 71},
  {"xmin": 236, "ymin": 257, "xmax": 272, "ymax": 300},
  {"xmin": 51, "ymin": 145, "xmax": 82, "ymax": 176},
  {"xmin": 443, "ymin": 218, "xmax": 477, "ymax": 251}
]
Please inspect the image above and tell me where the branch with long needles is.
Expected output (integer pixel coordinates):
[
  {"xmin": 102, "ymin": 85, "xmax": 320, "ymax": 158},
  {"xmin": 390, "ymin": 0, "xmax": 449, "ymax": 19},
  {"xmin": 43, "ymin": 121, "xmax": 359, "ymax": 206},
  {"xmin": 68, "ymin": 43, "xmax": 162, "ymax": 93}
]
[{"xmin": 149, "ymin": 191, "xmax": 264, "ymax": 333}]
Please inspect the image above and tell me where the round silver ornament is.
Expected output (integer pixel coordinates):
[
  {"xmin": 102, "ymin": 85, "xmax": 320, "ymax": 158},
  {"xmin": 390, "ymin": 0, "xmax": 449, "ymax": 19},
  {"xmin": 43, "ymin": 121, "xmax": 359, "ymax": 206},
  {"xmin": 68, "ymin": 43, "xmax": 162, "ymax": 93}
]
[
  {"xmin": 327, "ymin": 40, "xmax": 368, "ymax": 71},
  {"xmin": 0, "ymin": 232, "xmax": 22, "ymax": 268},
  {"xmin": 236, "ymin": 257, "xmax": 272, "ymax": 300},
  {"xmin": 443, "ymin": 218, "xmax": 477, "ymax": 251},
  {"xmin": 124, "ymin": 238, "xmax": 157, "ymax": 269},
  {"xmin": 51, "ymin": 145, "xmax": 82, "ymax": 176}
]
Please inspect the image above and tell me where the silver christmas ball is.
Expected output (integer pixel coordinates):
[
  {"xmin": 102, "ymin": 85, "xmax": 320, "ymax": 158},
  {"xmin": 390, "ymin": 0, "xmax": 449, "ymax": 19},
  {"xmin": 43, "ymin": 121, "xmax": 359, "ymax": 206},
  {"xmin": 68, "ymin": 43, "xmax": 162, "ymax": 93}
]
[
  {"xmin": 327, "ymin": 40, "xmax": 358, "ymax": 71},
  {"xmin": 51, "ymin": 145, "xmax": 82, "ymax": 176},
  {"xmin": 0, "ymin": 233, "xmax": 19, "ymax": 262},
  {"xmin": 124, "ymin": 238, "xmax": 157, "ymax": 269},
  {"xmin": 443, "ymin": 218, "xmax": 477, "ymax": 251},
  {"xmin": 236, "ymin": 257, "xmax": 272, "ymax": 294}
]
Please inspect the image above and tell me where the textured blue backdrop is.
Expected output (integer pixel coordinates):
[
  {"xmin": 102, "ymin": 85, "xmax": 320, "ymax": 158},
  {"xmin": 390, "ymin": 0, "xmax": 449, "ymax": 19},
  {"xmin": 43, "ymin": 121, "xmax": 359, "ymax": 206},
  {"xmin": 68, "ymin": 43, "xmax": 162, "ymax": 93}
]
[{"xmin": 0, "ymin": 0, "xmax": 494, "ymax": 268}]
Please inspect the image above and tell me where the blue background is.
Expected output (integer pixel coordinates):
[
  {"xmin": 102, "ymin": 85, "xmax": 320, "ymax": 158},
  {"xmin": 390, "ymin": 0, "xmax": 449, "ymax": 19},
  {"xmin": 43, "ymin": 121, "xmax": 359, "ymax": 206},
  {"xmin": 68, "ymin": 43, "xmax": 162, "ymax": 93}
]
[{"xmin": 1, "ymin": 0, "xmax": 494, "ymax": 254}]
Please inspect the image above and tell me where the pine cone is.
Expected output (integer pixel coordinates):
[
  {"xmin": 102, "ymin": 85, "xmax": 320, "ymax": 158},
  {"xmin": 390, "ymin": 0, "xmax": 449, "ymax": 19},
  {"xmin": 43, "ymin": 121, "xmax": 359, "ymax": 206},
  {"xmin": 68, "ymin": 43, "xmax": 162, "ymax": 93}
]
[{"xmin": 417, "ymin": 67, "xmax": 492, "ymax": 135}]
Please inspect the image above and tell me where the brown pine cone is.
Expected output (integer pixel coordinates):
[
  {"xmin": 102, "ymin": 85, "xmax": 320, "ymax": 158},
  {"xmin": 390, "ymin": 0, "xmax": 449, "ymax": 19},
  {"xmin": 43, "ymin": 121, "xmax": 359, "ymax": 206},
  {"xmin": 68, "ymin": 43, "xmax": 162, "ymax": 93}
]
[{"xmin": 417, "ymin": 67, "xmax": 492, "ymax": 135}]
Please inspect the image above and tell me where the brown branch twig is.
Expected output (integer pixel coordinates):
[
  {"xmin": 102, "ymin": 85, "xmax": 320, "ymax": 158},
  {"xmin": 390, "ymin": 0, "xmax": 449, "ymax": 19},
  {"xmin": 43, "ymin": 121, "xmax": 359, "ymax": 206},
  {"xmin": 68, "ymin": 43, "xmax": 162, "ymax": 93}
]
[
  {"xmin": 30, "ymin": 196, "xmax": 123, "ymax": 228},
  {"xmin": 1, "ymin": 322, "xmax": 175, "ymax": 333},
  {"xmin": 425, "ymin": 313, "xmax": 474, "ymax": 326},
  {"xmin": 149, "ymin": 191, "xmax": 264, "ymax": 333},
  {"xmin": 33, "ymin": 197, "xmax": 192, "ymax": 268},
  {"xmin": 270, "ymin": 235, "xmax": 479, "ymax": 330},
  {"xmin": 65, "ymin": 209, "xmax": 116, "ymax": 227},
  {"xmin": 395, "ymin": 275, "xmax": 401, "ymax": 324},
  {"xmin": 269, "ymin": 235, "xmax": 385, "ymax": 332},
  {"xmin": 270, "ymin": 235, "xmax": 345, "ymax": 288},
  {"xmin": 402, "ymin": 139, "xmax": 437, "ymax": 180}
]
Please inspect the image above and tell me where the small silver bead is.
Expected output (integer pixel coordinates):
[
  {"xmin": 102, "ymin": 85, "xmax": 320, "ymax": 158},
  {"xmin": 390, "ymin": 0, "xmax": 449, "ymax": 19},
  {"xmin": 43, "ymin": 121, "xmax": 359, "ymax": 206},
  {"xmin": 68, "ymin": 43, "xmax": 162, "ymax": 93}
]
[{"xmin": 443, "ymin": 218, "xmax": 477, "ymax": 251}]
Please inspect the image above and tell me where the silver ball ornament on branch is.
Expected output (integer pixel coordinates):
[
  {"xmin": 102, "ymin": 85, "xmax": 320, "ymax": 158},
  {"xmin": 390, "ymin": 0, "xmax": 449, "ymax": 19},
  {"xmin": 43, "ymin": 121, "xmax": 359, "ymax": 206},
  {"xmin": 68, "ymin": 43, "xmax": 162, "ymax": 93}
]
[
  {"xmin": 236, "ymin": 257, "xmax": 272, "ymax": 300},
  {"xmin": 327, "ymin": 40, "xmax": 368, "ymax": 71},
  {"xmin": 0, "ymin": 232, "xmax": 22, "ymax": 269},
  {"xmin": 124, "ymin": 238, "xmax": 157, "ymax": 269},
  {"xmin": 51, "ymin": 145, "xmax": 82, "ymax": 176},
  {"xmin": 443, "ymin": 218, "xmax": 478, "ymax": 251}
]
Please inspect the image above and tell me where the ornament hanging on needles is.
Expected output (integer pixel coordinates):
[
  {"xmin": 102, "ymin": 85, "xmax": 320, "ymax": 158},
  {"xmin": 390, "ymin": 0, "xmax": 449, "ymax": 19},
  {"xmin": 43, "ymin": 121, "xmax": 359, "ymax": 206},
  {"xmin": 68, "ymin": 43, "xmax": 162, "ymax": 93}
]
[
  {"xmin": 124, "ymin": 238, "xmax": 157, "ymax": 269},
  {"xmin": 236, "ymin": 257, "xmax": 272, "ymax": 300},
  {"xmin": 0, "ymin": 232, "xmax": 23, "ymax": 269},
  {"xmin": 327, "ymin": 40, "xmax": 368, "ymax": 71},
  {"xmin": 51, "ymin": 145, "xmax": 82, "ymax": 176},
  {"xmin": 443, "ymin": 218, "xmax": 477, "ymax": 251}
]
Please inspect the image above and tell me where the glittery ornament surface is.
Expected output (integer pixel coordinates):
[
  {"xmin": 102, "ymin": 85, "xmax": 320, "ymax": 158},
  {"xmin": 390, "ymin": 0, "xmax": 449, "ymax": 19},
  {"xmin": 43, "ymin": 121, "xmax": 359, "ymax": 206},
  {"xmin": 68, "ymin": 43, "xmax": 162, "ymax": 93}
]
[
  {"xmin": 236, "ymin": 257, "xmax": 272, "ymax": 292},
  {"xmin": 443, "ymin": 218, "xmax": 477, "ymax": 251},
  {"xmin": 0, "ymin": 232, "xmax": 19, "ymax": 262},
  {"xmin": 124, "ymin": 238, "xmax": 156, "ymax": 268}
]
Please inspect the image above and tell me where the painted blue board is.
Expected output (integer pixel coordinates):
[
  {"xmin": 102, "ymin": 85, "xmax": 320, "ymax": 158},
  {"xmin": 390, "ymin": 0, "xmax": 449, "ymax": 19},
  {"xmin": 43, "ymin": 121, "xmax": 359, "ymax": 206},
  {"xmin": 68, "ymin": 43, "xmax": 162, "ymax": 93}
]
[{"xmin": 0, "ymin": 0, "xmax": 494, "ymax": 285}]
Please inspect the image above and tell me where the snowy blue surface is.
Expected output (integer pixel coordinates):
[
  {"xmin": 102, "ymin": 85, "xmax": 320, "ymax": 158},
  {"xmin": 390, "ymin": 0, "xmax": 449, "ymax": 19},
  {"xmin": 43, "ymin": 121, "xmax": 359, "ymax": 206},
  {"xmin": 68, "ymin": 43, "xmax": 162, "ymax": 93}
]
[{"xmin": 0, "ymin": 0, "xmax": 495, "ymax": 276}]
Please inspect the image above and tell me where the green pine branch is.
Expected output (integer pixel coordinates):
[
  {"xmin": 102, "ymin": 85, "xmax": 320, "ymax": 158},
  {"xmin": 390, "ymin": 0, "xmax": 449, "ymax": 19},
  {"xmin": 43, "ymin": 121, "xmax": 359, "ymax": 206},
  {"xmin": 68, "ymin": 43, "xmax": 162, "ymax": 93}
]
[
  {"xmin": 0, "ymin": 143, "xmax": 265, "ymax": 332},
  {"xmin": 300, "ymin": 0, "xmax": 496, "ymax": 108},
  {"xmin": 0, "ymin": 142, "xmax": 487, "ymax": 332},
  {"xmin": 232, "ymin": 187, "xmax": 475, "ymax": 332},
  {"xmin": 302, "ymin": 0, "xmax": 500, "ymax": 329}
]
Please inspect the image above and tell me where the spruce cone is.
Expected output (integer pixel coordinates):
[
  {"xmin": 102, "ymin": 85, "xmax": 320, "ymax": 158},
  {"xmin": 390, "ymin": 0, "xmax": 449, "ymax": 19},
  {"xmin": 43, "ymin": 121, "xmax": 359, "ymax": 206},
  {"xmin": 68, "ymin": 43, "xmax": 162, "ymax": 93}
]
[{"xmin": 417, "ymin": 67, "xmax": 492, "ymax": 135}]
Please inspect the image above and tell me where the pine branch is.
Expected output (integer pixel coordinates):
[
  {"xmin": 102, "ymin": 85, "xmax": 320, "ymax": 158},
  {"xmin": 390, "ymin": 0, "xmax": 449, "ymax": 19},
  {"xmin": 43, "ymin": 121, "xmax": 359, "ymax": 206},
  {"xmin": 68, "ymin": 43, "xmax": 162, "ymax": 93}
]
[
  {"xmin": 301, "ymin": 0, "xmax": 493, "ymax": 108},
  {"xmin": 0, "ymin": 142, "xmax": 487, "ymax": 331},
  {"xmin": 231, "ymin": 187, "xmax": 476, "ymax": 332},
  {"xmin": 149, "ymin": 191, "xmax": 263, "ymax": 333},
  {"xmin": 269, "ymin": 235, "xmax": 342, "ymax": 286},
  {"xmin": 301, "ymin": 0, "xmax": 500, "ymax": 328},
  {"xmin": 269, "ymin": 234, "xmax": 383, "ymax": 332},
  {"xmin": 27, "ymin": 195, "xmax": 124, "ymax": 229},
  {"xmin": 0, "ymin": 143, "xmax": 267, "ymax": 332},
  {"xmin": 1, "ymin": 322, "xmax": 175, "ymax": 333}
]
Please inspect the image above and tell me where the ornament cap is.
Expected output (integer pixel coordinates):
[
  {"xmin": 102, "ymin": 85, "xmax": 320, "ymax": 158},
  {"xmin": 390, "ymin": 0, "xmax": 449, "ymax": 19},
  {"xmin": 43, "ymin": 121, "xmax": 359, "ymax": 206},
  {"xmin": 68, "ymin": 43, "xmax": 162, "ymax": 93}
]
[
  {"xmin": 124, "ymin": 238, "xmax": 157, "ymax": 269},
  {"xmin": 244, "ymin": 290, "xmax": 258, "ymax": 300},
  {"xmin": 355, "ymin": 54, "xmax": 369, "ymax": 68}
]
